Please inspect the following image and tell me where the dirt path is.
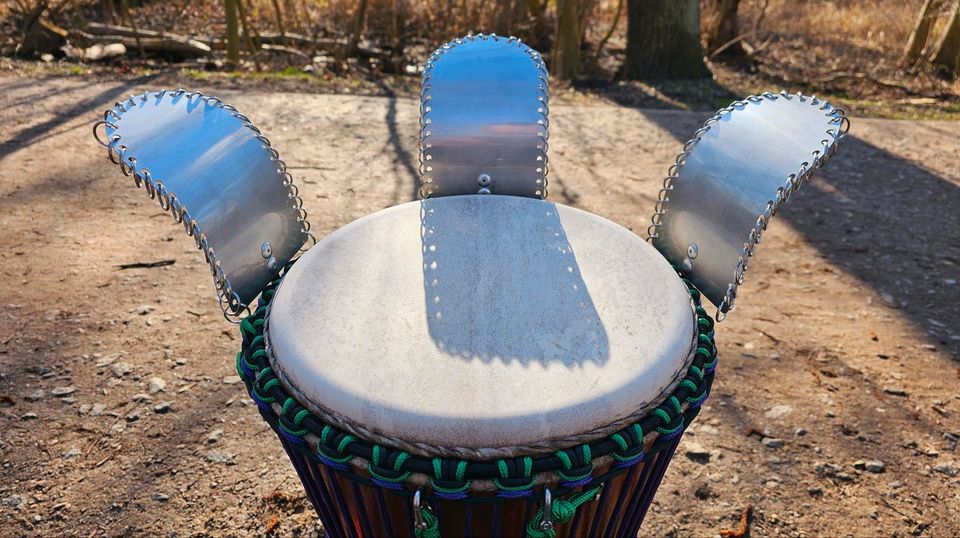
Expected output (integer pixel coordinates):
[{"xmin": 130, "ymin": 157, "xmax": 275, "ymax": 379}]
[{"xmin": 0, "ymin": 75, "xmax": 958, "ymax": 537}]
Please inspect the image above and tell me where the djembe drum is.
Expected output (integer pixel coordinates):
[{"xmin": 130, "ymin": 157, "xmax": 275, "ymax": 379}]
[{"xmin": 93, "ymin": 35, "xmax": 848, "ymax": 538}]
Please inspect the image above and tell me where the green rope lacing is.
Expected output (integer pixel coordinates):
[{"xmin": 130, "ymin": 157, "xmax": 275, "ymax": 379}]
[{"xmin": 524, "ymin": 486, "xmax": 603, "ymax": 538}]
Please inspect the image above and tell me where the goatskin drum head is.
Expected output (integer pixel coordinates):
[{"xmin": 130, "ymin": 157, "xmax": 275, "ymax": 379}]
[{"xmin": 266, "ymin": 195, "xmax": 696, "ymax": 455}]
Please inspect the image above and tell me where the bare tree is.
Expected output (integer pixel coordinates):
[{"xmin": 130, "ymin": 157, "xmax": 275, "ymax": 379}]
[
  {"xmin": 224, "ymin": 0, "xmax": 240, "ymax": 67},
  {"xmin": 622, "ymin": 0, "xmax": 709, "ymax": 79},
  {"xmin": 901, "ymin": 0, "xmax": 943, "ymax": 67},
  {"xmin": 930, "ymin": 1, "xmax": 960, "ymax": 75},
  {"xmin": 702, "ymin": 0, "xmax": 742, "ymax": 58},
  {"xmin": 553, "ymin": 0, "xmax": 580, "ymax": 79}
]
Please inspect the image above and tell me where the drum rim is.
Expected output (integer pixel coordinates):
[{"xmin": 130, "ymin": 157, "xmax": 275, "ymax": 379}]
[
  {"xmin": 237, "ymin": 266, "xmax": 717, "ymax": 494},
  {"xmin": 264, "ymin": 294, "xmax": 699, "ymax": 460}
]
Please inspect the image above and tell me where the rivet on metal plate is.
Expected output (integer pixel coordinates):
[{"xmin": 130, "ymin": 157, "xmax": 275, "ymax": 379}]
[
  {"xmin": 478, "ymin": 188, "xmax": 491, "ymax": 195},
  {"xmin": 266, "ymin": 256, "xmax": 279, "ymax": 273},
  {"xmin": 682, "ymin": 258, "xmax": 694, "ymax": 273},
  {"xmin": 261, "ymin": 241, "xmax": 273, "ymax": 259},
  {"xmin": 477, "ymin": 173, "xmax": 492, "ymax": 187},
  {"xmin": 687, "ymin": 243, "xmax": 699, "ymax": 259}
]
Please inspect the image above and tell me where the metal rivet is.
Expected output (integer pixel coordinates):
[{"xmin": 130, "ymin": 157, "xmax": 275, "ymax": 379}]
[
  {"xmin": 681, "ymin": 258, "xmax": 694, "ymax": 273},
  {"xmin": 687, "ymin": 243, "xmax": 698, "ymax": 259},
  {"xmin": 477, "ymin": 188, "xmax": 491, "ymax": 195},
  {"xmin": 260, "ymin": 241, "xmax": 273, "ymax": 259},
  {"xmin": 477, "ymin": 173, "xmax": 492, "ymax": 187},
  {"xmin": 266, "ymin": 256, "xmax": 278, "ymax": 273}
]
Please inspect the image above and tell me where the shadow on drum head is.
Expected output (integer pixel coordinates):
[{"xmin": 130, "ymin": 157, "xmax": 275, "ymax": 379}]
[{"xmin": 419, "ymin": 196, "xmax": 610, "ymax": 366}]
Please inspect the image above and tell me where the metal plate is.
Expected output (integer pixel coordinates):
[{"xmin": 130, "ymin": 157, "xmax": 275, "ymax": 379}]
[
  {"xmin": 94, "ymin": 89, "xmax": 310, "ymax": 317},
  {"xmin": 419, "ymin": 35, "xmax": 549, "ymax": 199},
  {"xmin": 649, "ymin": 92, "xmax": 849, "ymax": 316}
]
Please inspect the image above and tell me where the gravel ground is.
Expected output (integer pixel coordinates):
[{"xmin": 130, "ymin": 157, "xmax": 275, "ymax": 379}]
[{"xmin": 0, "ymin": 74, "xmax": 958, "ymax": 537}]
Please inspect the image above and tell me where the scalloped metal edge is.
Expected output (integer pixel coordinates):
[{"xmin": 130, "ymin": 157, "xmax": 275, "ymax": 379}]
[
  {"xmin": 647, "ymin": 91, "xmax": 850, "ymax": 320},
  {"xmin": 418, "ymin": 33, "xmax": 550, "ymax": 199},
  {"xmin": 92, "ymin": 89, "xmax": 314, "ymax": 321}
]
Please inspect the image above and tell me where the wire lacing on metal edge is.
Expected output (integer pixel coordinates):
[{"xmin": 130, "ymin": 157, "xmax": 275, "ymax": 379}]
[
  {"xmin": 645, "ymin": 91, "xmax": 850, "ymax": 321},
  {"xmin": 92, "ymin": 89, "xmax": 315, "ymax": 322}
]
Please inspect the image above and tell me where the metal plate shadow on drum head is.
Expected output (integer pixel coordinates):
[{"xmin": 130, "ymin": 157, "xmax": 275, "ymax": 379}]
[
  {"xmin": 266, "ymin": 195, "xmax": 696, "ymax": 458},
  {"xmin": 648, "ymin": 92, "xmax": 849, "ymax": 317},
  {"xmin": 93, "ymin": 90, "xmax": 310, "ymax": 318},
  {"xmin": 419, "ymin": 35, "xmax": 549, "ymax": 199}
]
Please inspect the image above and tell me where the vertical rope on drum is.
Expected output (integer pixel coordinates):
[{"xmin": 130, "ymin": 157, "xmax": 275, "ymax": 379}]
[
  {"xmin": 321, "ymin": 464, "xmax": 360, "ymax": 538},
  {"xmin": 593, "ymin": 463, "xmax": 637, "ymax": 537},
  {"xmin": 349, "ymin": 481, "xmax": 374, "ymax": 537},
  {"xmin": 626, "ymin": 436, "xmax": 682, "ymax": 535},
  {"xmin": 280, "ymin": 438, "xmax": 341, "ymax": 536},
  {"xmin": 372, "ymin": 487, "xmax": 395, "ymax": 538}
]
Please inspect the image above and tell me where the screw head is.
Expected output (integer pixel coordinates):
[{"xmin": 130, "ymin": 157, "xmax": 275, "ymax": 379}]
[
  {"xmin": 477, "ymin": 188, "xmax": 491, "ymax": 195},
  {"xmin": 260, "ymin": 241, "xmax": 273, "ymax": 259},
  {"xmin": 687, "ymin": 243, "xmax": 699, "ymax": 259},
  {"xmin": 477, "ymin": 173, "xmax": 492, "ymax": 187}
]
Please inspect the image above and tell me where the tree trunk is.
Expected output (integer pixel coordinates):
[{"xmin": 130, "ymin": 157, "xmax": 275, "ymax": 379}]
[
  {"xmin": 702, "ymin": 0, "xmax": 742, "ymax": 58},
  {"xmin": 494, "ymin": 0, "xmax": 527, "ymax": 36},
  {"xmin": 224, "ymin": 0, "xmax": 240, "ymax": 67},
  {"xmin": 930, "ymin": 1, "xmax": 960, "ymax": 75},
  {"xmin": 622, "ymin": 0, "xmax": 709, "ymax": 79},
  {"xmin": 553, "ymin": 0, "xmax": 581, "ymax": 79},
  {"xmin": 901, "ymin": 0, "xmax": 942, "ymax": 67},
  {"xmin": 347, "ymin": 0, "xmax": 369, "ymax": 58}
]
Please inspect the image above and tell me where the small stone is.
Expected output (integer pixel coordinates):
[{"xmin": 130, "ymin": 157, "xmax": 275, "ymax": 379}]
[
  {"xmin": 683, "ymin": 441, "xmax": 711, "ymax": 463},
  {"xmin": 131, "ymin": 393, "xmax": 152, "ymax": 402},
  {"xmin": 125, "ymin": 413, "xmax": 140, "ymax": 422},
  {"xmin": 78, "ymin": 404, "xmax": 92, "ymax": 415},
  {"xmin": 795, "ymin": 428, "xmax": 808, "ymax": 437},
  {"xmin": 111, "ymin": 362, "xmax": 132, "ymax": 377},
  {"xmin": 888, "ymin": 481, "xmax": 903, "ymax": 489},
  {"xmin": 222, "ymin": 375, "xmax": 242, "ymax": 385},
  {"xmin": 825, "ymin": 411, "xmax": 836, "ymax": 418},
  {"xmin": 808, "ymin": 486, "xmax": 823, "ymax": 496},
  {"xmin": 883, "ymin": 386, "xmax": 908, "ymax": 397},
  {"xmin": 1, "ymin": 495, "xmax": 24, "ymax": 508},
  {"xmin": 175, "ymin": 358, "xmax": 187, "ymax": 366},
  {"xmin": 699, "ymin": 424, "xmax": 719, "ymax": 435},
  {"xmin": 865, "ymin": 460, "xmax": 885, "ymax": 473},
  {"xmin": 147, "ymin": 377, "xmax": 166, "ymax": 394},
  {"xmin": 136, "ymin": 305, "xmax": 154, "ymax": 315},
  {"xmin": 25, "ymin": 389, "xmax": 44, "ymax": 401},
  {"xmin": 152, "ymin": 492, "xmax": 169, "ymax": 502},
  {"xmin": 90, "ymin": 403, "xmax": 107, "ymax": 416},
  {"xmin": 206, "ymin": 428, "xmax": 224, "ymax": 443},
  {"xmin": 764, "ymin": 405, "xmax": 794, "ymax": 419},
  {"xmin": 762, "ymin": 437, "xmax": 785, "ymax": 449},
  {"xmin": 153, "ymin": 402, "xmax": 172, "ymax": 414},
  {"xmin": 21, "ymin": 412, "xmax": 37, "ymax": 420},
  {"xmin": 63, "ymin": 447, "xmax": 81, "ymax": 459},
  {"xmin": 934, "ymin": 464, "xmax": 959, "ymax": 477},
  {"xmin": 50, "ymin": 386, "xmax": 76, "ymax": 397},
  {"xmin": 206, "ymin": 451, "xmax": 235, "ymax": 464},
  {"xmin": 31, "ymin": 514, "xmax": 42, "ymax": 523},
  {"xmin": 880, "ymin": 292, "xmax": 900, "ymax": 309}
]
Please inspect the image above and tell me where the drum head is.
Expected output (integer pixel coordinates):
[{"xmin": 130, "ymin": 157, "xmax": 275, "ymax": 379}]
[{"xmin": 267, "ymin": 195, "xmax": 696, "ymax": 456}]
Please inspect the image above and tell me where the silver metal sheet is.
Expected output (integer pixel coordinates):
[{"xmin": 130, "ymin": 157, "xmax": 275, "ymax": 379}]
[
  {"xmin": 93, "ymin": 90, "xmax": 310, "ymax": 318},
  {"xmin": 649, "ymin": 92, "xmax": 849, "ymax": 317},
  {"xmin": 419, "ymin": 35, "xmax": 549, "ymax": 199}
]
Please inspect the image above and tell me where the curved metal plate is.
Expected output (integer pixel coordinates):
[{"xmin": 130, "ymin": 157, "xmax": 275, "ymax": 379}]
[
  {"xmin": 94, "ymin": 89, "xmax": 310, "ymax": 317},
  {"xmin": 419, "ymin": 34, "xmax": 549, "ymax": 198},
  {"xmin": 649, "ymin": 92, "xmax": 849, "ymax": 316}
]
